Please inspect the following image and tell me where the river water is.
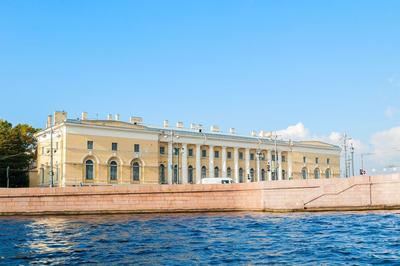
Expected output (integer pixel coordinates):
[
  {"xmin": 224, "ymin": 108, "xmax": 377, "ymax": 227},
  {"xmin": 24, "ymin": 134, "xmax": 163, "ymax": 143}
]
[{"xmin": 0, "ymin": 211, "xmax": 399, "ymax": 265}]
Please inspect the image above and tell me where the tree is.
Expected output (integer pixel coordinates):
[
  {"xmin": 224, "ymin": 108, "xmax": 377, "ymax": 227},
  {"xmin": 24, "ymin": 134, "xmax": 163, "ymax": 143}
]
[{"xmin": 0, "ymin": 120, "xmax": 39, "ymax": 187}]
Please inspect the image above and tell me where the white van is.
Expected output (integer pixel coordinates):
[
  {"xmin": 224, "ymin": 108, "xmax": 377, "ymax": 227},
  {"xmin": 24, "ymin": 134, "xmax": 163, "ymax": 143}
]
[{"xmin": 200, "ymin": 177, "xmax": 235, "ymax": 184}]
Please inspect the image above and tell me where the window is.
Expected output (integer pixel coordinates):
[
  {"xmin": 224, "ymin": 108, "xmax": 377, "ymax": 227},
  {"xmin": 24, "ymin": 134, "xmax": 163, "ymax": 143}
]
[
  {"xmin": 214, "ymin": 167, "xmax": 219, "ymax": 177},
  {"xmin": 134, "ymin": 144, "xmax": 140, "ymax": 153},
  {"xmin": 314, "ymin": 168, "xmax": 320, "ymax": 179},
  {"xmin": 282, "ymin": 170, "xmax": 286, "ymax": 180},
  {"xmin": 272, "ymin": 154, "xmax": 276, "ymax": 161},
  {"xmin": 112, "ymin": 142, "xmax": 118, "ymax": 151},
  {"xmin": 173, "ymin": 165, "xmax": 179, "ymax": 183},
  {"xmin": 85, "ymin": 159, "xmax": 94, "ymax": 180},
  {"xmin": 327, "ymin": 158, "xmax": 330, "ymax": 164},
  {"xmin": 159, "ymin": 164, "xmax": 166, "ymax": 184},
  {"xmin": 303, "ymin": 156, "xmax": 307, "ymax": 163},
  {"xmin": 227, "ymin": 151, "xmax": 232, "ymax": 159},
  {"xmin": 302, "ymin": 167, "xmax": 308, "ymax": 179},
  {"xmin": 239, "ymin": 168, "xmax": 244, "ymax": 183},
  {"xmin": 325, "ymin": 168, "xmax": 331, "ymax": 179},
  {"xmin": 239, "ymin": 152, "xmax": 243, "ymax": 160},
  {"xmin": 109, "ymin": 161, "xmax": 118, "ymax": 181},
  {"xmin": 188, "ymin": 166, "xmax": 194, "ymax": 184},
  {"xmin": 160, "ymin": 146, "xmax": 165, "ymax": 155},
  {"xmin": 214, "ymin": 151, "xmax": 219, "ymax": 158},
  {"xmin": 201, "ymin": 166, "xmax": 207, "ymax": 178},
  {"xmin": 250, "ymin": 168, "xmax": 255, "ymax": 181},
  {"xmin": 132, "ymin": 162, "xmax": 140, "ymax": 181},
  {"xmin": 315, "ymin": 157, "xmax": 319, "ymax": 164},
  {"xmin": 174, "ymin": 148, "xmax": 179, "ymax": 155},
  {"xmin": 188, "ymin": 148, "xmax": 193, "ymax": 157},
  {"xmin": 227, "ymin": 167, "xmax": 232, "ymax": 178},
  {"xmin": 202, "ymin": 149, "xmax": 207, "ymax": 158},
  {"xmin": 250, "ymin": 153, "xmax": 254, "ymax": 160},
  {"xmin": 261, "ymin": 169, "xmax": 266, "ymax": 181},
  {"xmin": 87, "ymin": 141, "xmax": 93, "ymax": 150},
  {"xmin": 282, "ymin": 156, "xmax": 286, "ymax": 162}
]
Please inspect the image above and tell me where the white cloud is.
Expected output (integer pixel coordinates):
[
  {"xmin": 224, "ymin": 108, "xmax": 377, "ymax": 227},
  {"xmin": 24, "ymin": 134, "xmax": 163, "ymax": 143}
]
[
  {"xmin": 274, "ymin": 122, "xmax": 400, "ymax": 174},
  {"xmin": 371, "ymin": 126, "xmax": 400, "ymax": 152},
  {"xmin": 385, "ymin": 106, "xmax": 397, "ymax": 118},
  {"xmin": 276, "ymin": 122, "xmax": 310, "ymax": 140}
]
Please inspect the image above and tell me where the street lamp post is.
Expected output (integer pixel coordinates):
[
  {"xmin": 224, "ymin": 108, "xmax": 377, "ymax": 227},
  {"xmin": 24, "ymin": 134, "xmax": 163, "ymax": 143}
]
[{"xmin": 50, "ymin": 126, "xmax": 54, "ymax": 187}]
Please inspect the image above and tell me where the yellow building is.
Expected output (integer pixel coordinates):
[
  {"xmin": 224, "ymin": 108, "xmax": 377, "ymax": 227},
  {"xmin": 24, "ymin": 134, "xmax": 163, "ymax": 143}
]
[{"xmin": 34, "ymin": 111, "xmax": 341, "ymax": 187}]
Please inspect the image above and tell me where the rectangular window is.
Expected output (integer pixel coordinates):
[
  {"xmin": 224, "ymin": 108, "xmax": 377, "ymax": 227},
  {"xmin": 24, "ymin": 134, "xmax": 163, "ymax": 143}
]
[
  {"xmin": 315, "ymin": 157, "xmax": 319, "ymax": 164},
  {"xmin": 87, "ymin": 141, "xmax": 93, "ymax": 150},
  {"xmin": 174, "ymin": 148, "xmax": 179, "ymax": 155},
  {"xmin": 134, "ymin": 144, "xmax": 140, "ymax": 153},
  {"xmin": 303, "ymin": 156, "xmax": 307, "ymax": 163},
  {"xmin": 272, "ymin": 154, "xmax": 276, "ymax": 161},
  {"xmin": 227, "ymin": 151, "xmax": 232, "ymax": 159},
  {"xmin": 202, "ymin": 149, "xmax": 207, "ymax": 158},
  {"xmin": 239, "ymin": 152, "xmax": 243, "ymax": 160},
  {"xmin": 327, "ymin": 158, "xmax": 330, "ymax": 164},
  {"xmin": 160, "ymin": 146, "xmax": 165, "ymax": 155},
  {"xmin": 214, "ymin": 151, "xmax": 219, "ymax": 158},
  {"xmin": 112, "ymin": 142, "xmax": 118, "ymax": 151},
  {"xmin": 250, "ymin": 153, "xmax": 254, "ymax": 160},
  {"xmin": 188, "ymin": 148, "xmax": 193, "ymax": 157},
  {"xmin": 282, "ymin": 156, "xmax": 286, "ymax": 162}
]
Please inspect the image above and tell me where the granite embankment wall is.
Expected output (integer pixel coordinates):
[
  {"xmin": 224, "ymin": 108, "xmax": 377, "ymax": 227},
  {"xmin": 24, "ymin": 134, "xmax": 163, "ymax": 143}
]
[{"xmin": 1, "ymin": 174, "xmax": 400, "ymax": 215}]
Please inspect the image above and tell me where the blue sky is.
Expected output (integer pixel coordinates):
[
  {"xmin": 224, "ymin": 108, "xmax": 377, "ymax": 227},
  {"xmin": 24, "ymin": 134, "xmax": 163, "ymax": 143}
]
[{"xmin": 1, "ymin": 1, "xmax": 400, "ymax": 172}]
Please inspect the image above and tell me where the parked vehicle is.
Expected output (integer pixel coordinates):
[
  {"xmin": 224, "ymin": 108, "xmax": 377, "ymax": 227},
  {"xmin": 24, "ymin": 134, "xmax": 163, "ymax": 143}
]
[{"xmin": 199, "ymin": 177, "xmax": 235, "ymax": 184}]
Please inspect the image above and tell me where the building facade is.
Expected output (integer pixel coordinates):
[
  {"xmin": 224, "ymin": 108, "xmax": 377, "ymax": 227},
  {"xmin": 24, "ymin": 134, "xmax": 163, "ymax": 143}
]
[{"xmin": 35, "ymin": 112, "xmax": 341, "ymax": 187}]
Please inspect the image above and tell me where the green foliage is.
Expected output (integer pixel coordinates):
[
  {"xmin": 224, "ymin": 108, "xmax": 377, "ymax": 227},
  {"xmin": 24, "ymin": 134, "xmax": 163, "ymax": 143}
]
[{"xmin": 0, "ymin": 120, "xmax": 39, "ymax": 187}]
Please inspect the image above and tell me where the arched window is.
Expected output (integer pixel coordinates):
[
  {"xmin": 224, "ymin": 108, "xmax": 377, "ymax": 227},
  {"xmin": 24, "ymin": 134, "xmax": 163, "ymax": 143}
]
[
  {"xmin": 132, "ymin": 162, "xmax": 140, "ymax": 181},
  {"xmin": 173, "ymin": 165, "xmax": 178, "ymax": 184},
  {"xmin": 188, "ymin": 165, "xmax": 194, "ymax": 184},
  {"xmin": 239, "ymin": 168, "xmax": 244, "ymax": 183},
  {"xmin": 201, "ymin": 166, "xmax": 207, "ymax": 178},
  {"xmin": 325, "ymin": 168, "xmax": 331, "ymax": 179},
  {"xmin": 314, "ymin": 168, "xmax": 320, "ymax": 179},
  {"xmin": 159, "ymin": 164, "xmax": 166, "ymax": 184},
  {"xmin": 302, "ymin": 167, "xmax": 308, "ymax": 179},
  {"xmin": 282, "ymin": 170, "xmax": 286, "ymax": 180},
  {"xmin": 109, "ymin": 161, "xmax": 118, "ymax": 181},
  {"xmin": 214, "ymin": 166, "xmax": 219, "ymax": 177},
  {"xmin": 227, "ymin": 167, "xmax": 232, "ymax": 178},
  {"xmin": 261, "ymin": 169, "xmax": 266, "ymax": 181},
  {"xmin": 85, "ymin": 159, "xmax": 94, "ymax": 180},
  {"xmin": 250, "ymin": 168, "xmax": 255, "ymax": 182}
]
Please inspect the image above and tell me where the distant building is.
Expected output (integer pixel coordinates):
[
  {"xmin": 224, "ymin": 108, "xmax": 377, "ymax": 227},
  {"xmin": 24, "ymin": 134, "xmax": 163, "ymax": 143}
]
[{"xmin": 33, "ymin": 111, "xmax": 341, "ymax": 187}]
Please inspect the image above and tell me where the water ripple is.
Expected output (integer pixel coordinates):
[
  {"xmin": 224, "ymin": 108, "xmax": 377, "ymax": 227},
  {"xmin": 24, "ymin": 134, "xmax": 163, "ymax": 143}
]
[{"xmin": 0, "ymin": 211, "xmax": 400, "ymax": 265}]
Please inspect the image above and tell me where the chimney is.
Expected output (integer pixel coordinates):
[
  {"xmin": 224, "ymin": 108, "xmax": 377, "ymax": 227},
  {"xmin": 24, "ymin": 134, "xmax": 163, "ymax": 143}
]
[
  {"xmin": 229, "ymin": 128, "xmax": 236, "ymax": 134},
  {"xmin": 130, "ymin": 116, "xmax": 143, "ymax": 125},
  {"xmin": 259, "ymin": 130, "xmax": 266, "ymax": 137},
  {"xmin": 210, "ymin": 125, "xmax": 220, "ymax": 133},
  {"xmin": 251, "ymin": 130, "xmax": 257, "ymax": 137},
  {"xmin": 54, "ymin": 111, "xmax": 67, "ymax": 125},
  {"xmin": 46, "ymin": 115, "xmax": 53, "ymax": 128},
  {"xmin": 190, "ymin": 123, "xmax": 197, "ymax": 130},
  {"xmin": 81, "ymin": 112, "xmax": 88, "ymax": 120},
  {"xmin": 107, "ymin": 114, "xmax": 113, "ymax": 120},
  {"xmin": 176, "ymin": 121, "xmax": 184, "ymax": 128},
  {"xmin": 115, "ymin": 114, "xmax": 120, "ymax": 121},
  {"xmin": 163, "ymin": 120, "xmax": 169, "ymax": 128}
]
